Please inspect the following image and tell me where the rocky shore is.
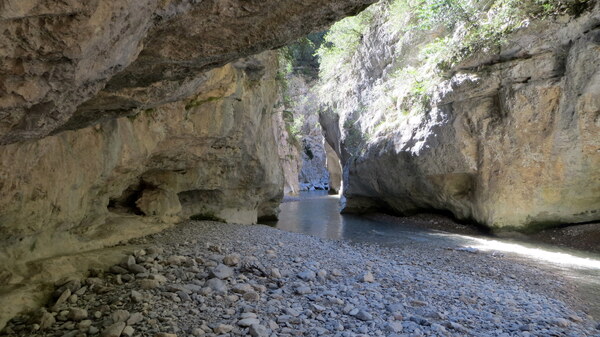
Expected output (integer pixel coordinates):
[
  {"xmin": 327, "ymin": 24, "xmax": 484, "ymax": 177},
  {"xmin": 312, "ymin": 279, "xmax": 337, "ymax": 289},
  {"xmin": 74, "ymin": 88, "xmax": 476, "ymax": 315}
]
[{"xmin": 2, "ymin": 221, "xmax": 599, "ymax": 337}]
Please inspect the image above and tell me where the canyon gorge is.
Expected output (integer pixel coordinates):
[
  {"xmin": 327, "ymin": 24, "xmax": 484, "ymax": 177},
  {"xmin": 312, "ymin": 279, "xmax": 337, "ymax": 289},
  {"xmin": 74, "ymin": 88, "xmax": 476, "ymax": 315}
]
[{"xmin": 0, "ymin": 0, "xmax": 599, "ymax": 336}]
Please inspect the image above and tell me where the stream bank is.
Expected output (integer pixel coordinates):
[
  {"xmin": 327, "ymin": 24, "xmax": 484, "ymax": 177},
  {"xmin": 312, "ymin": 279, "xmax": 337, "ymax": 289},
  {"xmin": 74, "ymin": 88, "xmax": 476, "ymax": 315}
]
[{"xmin": 2, "ymin": 220, "xmax": 598, "ymax": 337}]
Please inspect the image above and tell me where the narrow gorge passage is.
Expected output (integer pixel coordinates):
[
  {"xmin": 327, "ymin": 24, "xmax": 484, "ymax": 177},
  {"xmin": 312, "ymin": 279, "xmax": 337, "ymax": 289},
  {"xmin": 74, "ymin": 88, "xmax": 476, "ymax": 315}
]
[{"xmin": 1, "ymin": 0, "xmax": 600, "ymax": 336}]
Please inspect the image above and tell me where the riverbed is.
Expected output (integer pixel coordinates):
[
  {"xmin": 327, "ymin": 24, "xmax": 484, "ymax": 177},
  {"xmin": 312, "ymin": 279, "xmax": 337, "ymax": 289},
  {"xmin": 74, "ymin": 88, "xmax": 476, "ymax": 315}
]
[{"xmin": 273, "ymin": 191, "xmax": 600, "ymax": 319}]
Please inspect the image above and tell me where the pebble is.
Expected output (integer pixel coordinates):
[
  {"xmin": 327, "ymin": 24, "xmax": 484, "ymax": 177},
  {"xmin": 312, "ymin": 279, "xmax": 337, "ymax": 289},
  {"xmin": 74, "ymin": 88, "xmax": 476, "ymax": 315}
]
[
  {"xmin": 355, "ymin": 310, "xmax": 373, "ymax": 321},
  {"xmin": 297, "ymin": 270, "xmax": 316, "ymax": 281},
  {"xmin": 3, "ymin": 221, "xmax": 598, "ymax": 337},
  {"xmin": 39, "ymin": 311, "xmax": 56, "ymax": 330},
  {"xmin": 52, "ymin": 289, "xmax": 71, "ymax": 311},
  {"xmin": 270, "ymin": 268, "xmax": 282, "ymax": 278},
  {"xmin": 295, "ymin": 285, "xmax": 312, "ymax": 295},
  {"xmin": 223, "ymin": 254, "xmax": 241, "ymax": 266},
  {"xmin": 243, "ymin": 291, "xmax": 260, "ymax": 301},
  {"xmin": 211, "ymin": 264, "xmax": 234, "ymax": 279},
  {"xmin": 249, "ymin": 324, "xmax": 269, "ymax": 337},
  {"xmin": 139, "ymin": 279, "xmax": 160, "ymax": 289},
  {"xmin": 101, "ymin": 322, "xmax": 125, "ymax": 337},
  {"xmin": 238, "ymin": 318, "xmax": 260, "ymax": 327},
  {"xmin": 111, "ymin": 310, "xmax": 130, "ymax": 323},
  {"xmin": 206, "ymin": 278, "xmax": 227, "ymax": 293},
  {"xmin": 362, "ymin": 271, "xmax": 375, "ymax": 283},
  {"xmin": 213, "ymin": 324, "xmax": 234, "ymax": 334},
  {"xmin": 68, "ymin": 308, "xmax": 87, "ymax": 321}
]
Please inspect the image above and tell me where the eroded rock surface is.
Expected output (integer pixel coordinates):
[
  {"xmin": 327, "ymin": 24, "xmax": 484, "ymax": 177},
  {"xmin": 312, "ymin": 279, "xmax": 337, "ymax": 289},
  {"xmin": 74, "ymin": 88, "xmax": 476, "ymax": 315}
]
[
  {"xmin": 321, "ymin": 3, "xmax": 600, "ymax": 230},
  {"xmin": 0, "ymin": 0, "xmax": 377, "ymax": 311},
  {"xmin": 0, "ymin": 0, "xmax": 375, "ymax": 144},
  {"xmin": 0, "ymin": 52, "xmax": 283, "ymax": 288}
]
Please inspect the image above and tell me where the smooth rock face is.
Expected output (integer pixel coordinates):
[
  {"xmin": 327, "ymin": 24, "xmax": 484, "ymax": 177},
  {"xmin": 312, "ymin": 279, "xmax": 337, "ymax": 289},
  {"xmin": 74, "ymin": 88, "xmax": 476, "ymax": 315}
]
[
  {"xmin": 273, "ymin": 103, "xmax": 302, "ymax": 196},
  {"xmin": 325, "ymin": 141, "xmax": 342, "ymax": 194},
  {"xmin": 0, "ymin": 0, "xmax": 375, "ymax": 145},
  {"xmin": 323, "ymin": 4, "xmax": 600, "ymax": 230},
  {"xmin": 0, "ymin": 52, "xmax": 283, "ymax": 282},
  {"xmin": 0, "ymin": 0, "xmax": 378, "ymax": 282}
]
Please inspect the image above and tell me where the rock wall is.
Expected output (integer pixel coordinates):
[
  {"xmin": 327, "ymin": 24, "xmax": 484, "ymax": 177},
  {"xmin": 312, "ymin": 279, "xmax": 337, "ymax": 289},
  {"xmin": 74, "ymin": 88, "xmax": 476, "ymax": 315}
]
[
  {"xmin": 0, "ymin": 51, "xmax": 283, "ymax": 285},
  {"xmin": 325, "ymin": 141, "xmax": 343, "ymax": 194},
  {"xmin": 273, "ymin": 104, "xmax": 302, "ymax": 196},
  {"xmin": 0, "ymin": 0, "xmax": 375, "ymax": 145},
  {"xmin": 320, "ymin": 3, "xmax": 600, "ymax": 230},
  {"xmin": 280, "ymin": 75, "xmax": 332, "ymax": 191},
  {"xmin": 299, "ymin": 114, "xmax": 331, "ymax": 191},
  {"xmin": 0, "ymin": 0, "xmax": 377, "ymax": 299},
  {"xmin": 0, "ymin": 0, "xmax": 380, "ymax": 328}
]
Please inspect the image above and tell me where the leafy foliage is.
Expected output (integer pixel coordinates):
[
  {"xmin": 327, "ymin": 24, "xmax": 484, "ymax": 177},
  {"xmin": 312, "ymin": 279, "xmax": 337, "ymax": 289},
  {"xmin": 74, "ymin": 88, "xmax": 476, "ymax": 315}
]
[
  {"xmin": 279, "ymin": 33, "xmax": 325, "ymax": 79},
  {"xmin": 316, "ymin": 8, "xmax": 375, "ymax": 85}
]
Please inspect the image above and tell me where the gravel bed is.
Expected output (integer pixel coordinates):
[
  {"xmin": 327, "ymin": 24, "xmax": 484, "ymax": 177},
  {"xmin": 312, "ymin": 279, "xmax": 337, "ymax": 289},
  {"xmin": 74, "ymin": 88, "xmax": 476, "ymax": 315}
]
[{"xmin": 2, "ymin": 221, "xmax": 599, "ymax": 337}]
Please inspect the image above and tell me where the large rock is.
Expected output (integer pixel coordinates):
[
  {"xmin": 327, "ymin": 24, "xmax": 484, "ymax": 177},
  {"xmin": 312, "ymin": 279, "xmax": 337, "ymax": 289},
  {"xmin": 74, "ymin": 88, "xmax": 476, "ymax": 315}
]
[
  {"xmin": 322, "ymin": 3, "xmax": 600, "ymax": 230},
  {"xmin": 0, "ymin": 0, "xmax": 375, "ymax": 145}
]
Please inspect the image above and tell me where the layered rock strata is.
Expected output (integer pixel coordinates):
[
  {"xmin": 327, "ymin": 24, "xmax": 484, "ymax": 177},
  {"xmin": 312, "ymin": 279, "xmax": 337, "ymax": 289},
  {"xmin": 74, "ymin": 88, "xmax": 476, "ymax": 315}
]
[
  {"xmin": 0, "ymin": 0, "xmax": 375, "ymax": 144},
  {"xmin": 0, "ymin": 52, "xmax": 283, "ymax": 289},
  {"xmin": 321, "ymin": 3, "xmax": 600, "ymax": 230},
  {"xmin": 0, "ymin": 0, "xmax": 376, "ymax": 294}
]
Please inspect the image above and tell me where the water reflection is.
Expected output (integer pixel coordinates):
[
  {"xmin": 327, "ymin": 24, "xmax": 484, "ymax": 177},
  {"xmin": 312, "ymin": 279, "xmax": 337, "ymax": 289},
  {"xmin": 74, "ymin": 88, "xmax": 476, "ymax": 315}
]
[{"xmin": 273, "ymin": 191, "xmax": 600, "ymax": 317}]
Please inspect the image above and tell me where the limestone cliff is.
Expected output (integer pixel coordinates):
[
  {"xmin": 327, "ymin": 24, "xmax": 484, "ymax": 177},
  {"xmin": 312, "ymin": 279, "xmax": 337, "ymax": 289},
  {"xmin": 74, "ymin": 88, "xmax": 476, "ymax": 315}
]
[
  {"xmin": 273, "ymin": 101, "xmax": 302, "ymax": 196},
  {"xmin": 0, "ymin": 0, "xmax": 375, "ymax": 145},
  {"xmin": 319, "ymin": 1, "xmax": 600, "ymax": 230},
  {"xmin": 0, "ymin": 51, "xmax": 283, "ymax": 282},
  {"xmin": 0, "ymin": 0, "xmax": 376, "ymax": 308}
]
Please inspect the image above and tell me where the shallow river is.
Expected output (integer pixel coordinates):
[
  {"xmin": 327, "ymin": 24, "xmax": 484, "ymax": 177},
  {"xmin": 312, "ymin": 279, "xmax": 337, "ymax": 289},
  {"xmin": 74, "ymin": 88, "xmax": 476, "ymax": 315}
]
[{"xmin": 271, "ymin": 191, "xmax": 600, "ymax": 318}]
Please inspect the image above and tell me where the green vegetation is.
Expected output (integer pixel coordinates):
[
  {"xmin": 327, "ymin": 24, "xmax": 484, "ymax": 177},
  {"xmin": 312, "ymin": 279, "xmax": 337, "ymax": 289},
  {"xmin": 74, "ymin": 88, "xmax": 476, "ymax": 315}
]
[
  {"xmin": 277, "ymin": 35, "xmax": 326, "ymax": 150},
  {"xmin": 316, "ymin": 8, "xmax": 375, "ymax": 89},
  {"xmin": 279, "ymin": 33, "xmax": 326, "ymax": 79},
  {"xmin": 314, "ymin": 0, "xmax": 589, "ymax": 153}
]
